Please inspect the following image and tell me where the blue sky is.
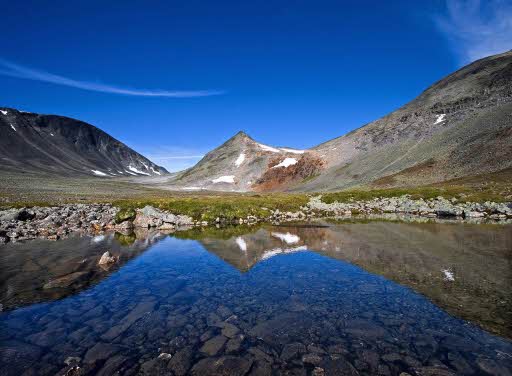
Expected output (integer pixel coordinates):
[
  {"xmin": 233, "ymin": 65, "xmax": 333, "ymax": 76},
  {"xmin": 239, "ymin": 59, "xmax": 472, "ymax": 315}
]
[{"xmin": 1, "ymin": 0, "xmax": 510, "ymax": 171}]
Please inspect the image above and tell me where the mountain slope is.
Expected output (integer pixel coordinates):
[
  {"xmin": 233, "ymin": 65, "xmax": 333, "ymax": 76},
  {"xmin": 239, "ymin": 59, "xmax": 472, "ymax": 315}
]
[
  {"xmin": 0, "ymin": 108, "xmax": 167, "ymax": 177},
  {"xmin": 172, "ymin": 50, "xmax": 512, "ymax": 192}
]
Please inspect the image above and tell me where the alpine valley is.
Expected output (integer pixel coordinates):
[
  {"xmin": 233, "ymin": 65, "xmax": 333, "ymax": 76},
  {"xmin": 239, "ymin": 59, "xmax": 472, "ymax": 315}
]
[{"xmin": 2, "ymin": 51, "xmax": 511, "ymax": 194}]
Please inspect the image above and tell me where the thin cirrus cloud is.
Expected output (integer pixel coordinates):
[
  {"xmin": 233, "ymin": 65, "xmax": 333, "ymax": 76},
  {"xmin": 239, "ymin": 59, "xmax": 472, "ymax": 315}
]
[
  {"xmin": 435, "ymin": 0, "xmax": 512, "ymax": 64},
  {"xmin": 0, "ymin": 58, "xmax": 225, "ymax": 98}
]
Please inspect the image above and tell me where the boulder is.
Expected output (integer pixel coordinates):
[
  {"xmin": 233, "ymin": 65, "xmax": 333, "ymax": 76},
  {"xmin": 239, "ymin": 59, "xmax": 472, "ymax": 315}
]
[{"xmin": 98, "ymin": 251, "xmax": 117, "ymax": 265}]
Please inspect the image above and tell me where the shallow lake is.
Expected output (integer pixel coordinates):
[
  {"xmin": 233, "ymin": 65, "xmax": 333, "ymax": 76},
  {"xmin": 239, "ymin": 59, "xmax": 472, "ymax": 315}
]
[{"xmin": 1, "ymin": 220, "xmax": 511, "ymax": 375}]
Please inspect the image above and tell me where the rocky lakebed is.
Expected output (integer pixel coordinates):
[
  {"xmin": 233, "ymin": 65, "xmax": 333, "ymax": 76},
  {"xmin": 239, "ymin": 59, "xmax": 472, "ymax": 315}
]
[{"xmin": 0, "ymin": 197, "xmax": 512, "ymax": 376}]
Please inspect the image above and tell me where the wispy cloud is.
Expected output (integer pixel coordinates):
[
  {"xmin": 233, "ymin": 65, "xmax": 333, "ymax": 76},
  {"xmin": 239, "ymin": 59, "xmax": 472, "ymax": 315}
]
[
  {"xmin": 435, "ymin": 0, "xmax": 512, "ymax": 64},
  {"xmin": 0, "ymin": 58, "xmax": 224, "ymax": 97}
]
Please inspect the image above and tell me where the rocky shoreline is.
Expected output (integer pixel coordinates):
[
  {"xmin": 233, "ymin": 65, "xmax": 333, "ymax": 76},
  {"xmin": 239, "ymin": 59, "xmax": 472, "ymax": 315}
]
[{"xmin": 1, "ymin": 195, "xmax": 511, "ymax": 244}]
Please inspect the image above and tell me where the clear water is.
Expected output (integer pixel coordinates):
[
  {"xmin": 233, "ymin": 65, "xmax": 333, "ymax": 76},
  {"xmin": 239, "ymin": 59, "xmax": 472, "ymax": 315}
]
[{"xmin": 1, "ymin": 220, "xmax": 511, "ymax": 375}]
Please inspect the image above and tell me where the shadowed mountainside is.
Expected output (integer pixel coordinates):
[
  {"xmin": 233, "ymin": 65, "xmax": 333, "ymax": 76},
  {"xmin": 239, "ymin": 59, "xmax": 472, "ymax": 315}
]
[{"xmin": 0, "ymin": 108, "xmax": 167, "ymax": 178}]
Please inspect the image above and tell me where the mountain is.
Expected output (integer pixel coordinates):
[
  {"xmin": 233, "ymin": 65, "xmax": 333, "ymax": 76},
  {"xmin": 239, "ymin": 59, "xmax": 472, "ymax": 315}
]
[
  {"xmin": 0, "ymin": 108, "xmax": 167, "ymax": 177},
  {"xmin": 172, "ymin": 131, "xmax": 324, "ymax": 191},
  {"xmin": 172, "ymin": 50, "xmax": 512, "ymax": 192}
]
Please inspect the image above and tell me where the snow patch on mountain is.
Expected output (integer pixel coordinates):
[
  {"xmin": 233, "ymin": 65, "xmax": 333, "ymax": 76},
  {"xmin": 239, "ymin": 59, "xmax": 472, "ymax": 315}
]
[
  {"xmin": 235, "ymin": 153, "xmax": 246, "ymax": 167},
  {"xmin": 258, "ymin": 143, "xmax": 280, "ymax": 153},
  {"xmin": 281, "ymin": 148, "xmax": 305, "ymax": 154},
  {"xmin": 434, "ymin": 114, "xmax": 446, "ymax": 124},
  {"xmin": 212, "ymin": 175, "xmax": 235, "ymax": 183},
  {"xmin": 128, "ymin": 165, "xmax": 150, "ymax": 176},
  {"xmin": 1, "ymin": 110, "xmax": 8, "ymax": 115},
  {"xmin": 91, "ymin": 170, "xmax": 108, "ymax": 176},
  {"xmin": 273, "ymin": 157, "xmax": 298, "ymax": 168},
  {"xmin": 10, "ymin": 124, "xmax": 16, "ymax": 132},
  {"xmin": 150, "ymin": 167, "xmax": 161, "ymax": 175}
]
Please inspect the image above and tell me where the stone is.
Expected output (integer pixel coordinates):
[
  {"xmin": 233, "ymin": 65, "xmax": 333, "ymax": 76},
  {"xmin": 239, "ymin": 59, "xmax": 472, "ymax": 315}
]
[
  {"xmin": 83, "ymin": 342, "xmax": 120, "ymax": 364},
  {"xmin": 64, "ymin": 356, "xmax": 81, "ymax": 365},
  {"xmin": 191, "ymin": 356, "xmax": 253, "ymax": 376},
  {"xmin": 43, "ymin": 272, "xmax": 89, "ymax": 289},
  {"xmin": 101, "ymin": 300, "xmax": 156, "ymax": 340},
  {"xmin": 96, "ymin": 355, "xmax": 129, "ymax": 376},
  {"xmin": 302, "ymin": 353, "xmax": 323, "ymax": 366},
  {"xmin": 168, "ymin": 346, "xmax": 194, "ymax": 376},
  {"xmin": 281, "ymin": 343, "xmax": 307, "ymax": 362},
  {"xmin": 199, "ymin": 335, "xmax": 227, "ymax": 356},
  {"xmin": 412, "ymin": 367, "xmax": 457, "ymax": 376},
  {"xmin": 98, "ymin": 251, "xmax": 117, "ymax": 265},
  {"xmin": 320, "ymin": 357, "xmax": 359, "ymax": 376},
  {"xmin": 225, "ymin": 336, "xmax": 244, "ymax": 354},
  {"xmin": 221, "ymin": 323, "xmax": 240, "ymax": 338}
]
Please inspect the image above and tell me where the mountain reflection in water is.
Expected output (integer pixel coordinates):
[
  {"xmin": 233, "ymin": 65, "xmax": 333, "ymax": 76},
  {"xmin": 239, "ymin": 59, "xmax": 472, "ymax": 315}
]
[{"xmin": 0, "ymin": 219, "xmax": 511, "ymax": 376}]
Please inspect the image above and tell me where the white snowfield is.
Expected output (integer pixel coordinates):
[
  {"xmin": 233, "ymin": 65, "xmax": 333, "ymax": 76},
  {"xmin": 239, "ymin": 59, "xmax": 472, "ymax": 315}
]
[
  {"xmin": 434, "ymin": 114, "xmax": 446, "ymax": 124},
  {"xmin": 235, "ymin": 237, "xmax": 247, "ymax": 252},
  {"xmin": 272, "ymin": 157, "xmax": 297, "ymax": 168},
  {"xmin": 280, "ymin": 148, "xmax": 305, "ymax": 154},
  {"xmin": 10, "ymin": 124, "xmax": 16, "ymax": 132},
  {"xmin": 212, "ymin": 175, "xmax": 235, "ymax": 183},
  {"xmin": 127, "ymin": 165, "xmax": 150, "ymax": 176},
  {"xmin": 117, "ymin": 171, "xmax": 124, "ymax": 174},
  {"xmin": 235, "ymin": 153, "xmax": 246, "ymax": 167},
  {"xmin": 1, "ymin": 110, "xmax": 7, "ymax": 115},
  {"xmin": 261, "ymin": 246, "xmax": 308, "ymax": 260},
  {"xmin": 124, "ymin": 170, "xmax": 137, "ymax": 176},
  {"xmin": 50, "ymin": 133, "xmax": 55, "ymax": 137},
  {"xmin": 271, "ymin": 232, "xmax": 300, "ymax": 244},
  {"xmin": 91, "ymin": 170, "xmax": 108, "ymax": 176},
  {"xmin": 257, "ymin": 143, "xmax": 280, "ymax": 153},
  {"xmin": 150, "ymin": 167, "xmax": 161, "ymax": 175}
]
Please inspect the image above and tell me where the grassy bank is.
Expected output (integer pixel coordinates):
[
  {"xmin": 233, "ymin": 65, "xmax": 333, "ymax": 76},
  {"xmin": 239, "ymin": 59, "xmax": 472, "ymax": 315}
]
[
  {"xmin": 113, "ymin": 193, "xmax": 309, "ymax": 222},
  {"xmin": 321, "ymin": 185, "xmax": 510, "ymax": 204}
]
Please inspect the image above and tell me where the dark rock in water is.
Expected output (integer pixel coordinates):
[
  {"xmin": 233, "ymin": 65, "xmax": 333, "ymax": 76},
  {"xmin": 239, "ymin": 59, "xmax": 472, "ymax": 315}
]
[
  {"xmin": 43, "ymin": 272, "xmax": 90, "ymax": 289},
  {"xmin": 0, "ymin": 340, "xmax": 42, "ymax": 375},
  {"xmin": 281, "ymin": 343, "xmax": 307, "ymax": 362},
  {"xmin": 476, "ymin": 358, "xmax": 512, "ymax": 376},
  {"xmin": 139, "ymin": 355, "xmax": 172, "ymax": 376},
  {"xmin": 191, "ymin": 356, "xmax": 253, "ymax": 376},
  {"xmin": 436, "ymin": 210, "xmax": 457, "ymax": 218},
  {"xmin": 225, "ymin": 336, "xmax": 244, "ymax": 354},
  {"xmin": 168, "ymin": 346, "xmax": 194, "ymax": 376},
  {"xmin": 412, "ymin": 366, "xmax": 457, "ymax": 376},
  {"xmin": 83, "ymin": 342, "xmax": 121, "ymax": 364},
  {"xmin": 302, "ymin": 353, "xmax": 323, "ymax": 366},
  {"xmin": 95, "ymin": 354, "xmax": 129, "ymax": 376},
  {"xmin": 200, "ymin": 335, "xmax": 228, "ymax": 356},
  {"xmin": 101, "ymin": 300, "xmax": 156, "ymax": 340},
  {"xmin": 221, "ymin": 322, "xmax": 241, "ymax": 338},
  {"xmin": 247, "ymin": 360, "xmax": 272, "ymax": 376},
  {"xmin": 249, "ymin": 312, "xmax": 312, "ymax": 346},
  {"xmin": 320, "ymin": 357, "xmax": 359, "ymax": 376}
]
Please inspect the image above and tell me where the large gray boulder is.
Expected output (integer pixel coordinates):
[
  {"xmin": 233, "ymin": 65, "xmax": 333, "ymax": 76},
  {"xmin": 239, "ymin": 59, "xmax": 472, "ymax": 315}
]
[{"xmin": 133, "ymin": 206, "xmax": 193, "ymax": 228}]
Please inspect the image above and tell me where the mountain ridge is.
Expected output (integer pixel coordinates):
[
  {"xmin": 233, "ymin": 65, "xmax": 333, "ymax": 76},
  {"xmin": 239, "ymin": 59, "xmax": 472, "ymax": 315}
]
[
  {"xmin": 170, "ymin": 50, "xmax": 512, "ymax": 192},
  {"xmin": 0, "ymin": 107, "xmax": 168, "ymax": 178}
]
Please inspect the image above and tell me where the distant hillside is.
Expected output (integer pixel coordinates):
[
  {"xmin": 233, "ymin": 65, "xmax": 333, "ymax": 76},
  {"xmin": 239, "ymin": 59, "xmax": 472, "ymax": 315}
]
[
  {"xmin": 170, "ymin": 50, "xmax": 512, "ymax": 192},
  {"xmin": 0, "ymin": 109, "xmax": 167, "ymax": 177}
]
